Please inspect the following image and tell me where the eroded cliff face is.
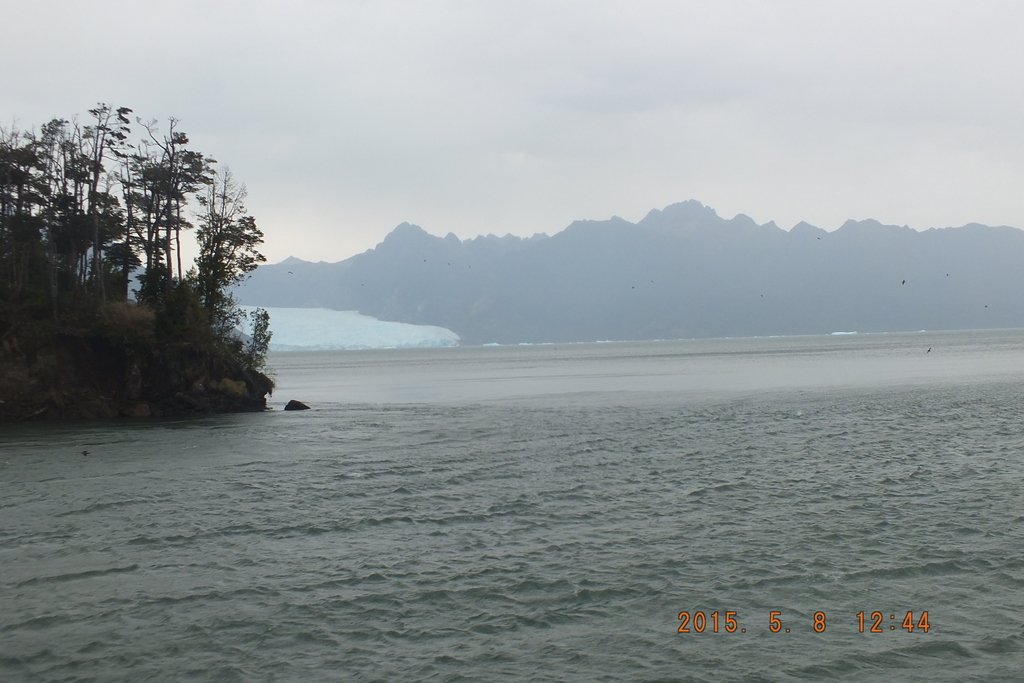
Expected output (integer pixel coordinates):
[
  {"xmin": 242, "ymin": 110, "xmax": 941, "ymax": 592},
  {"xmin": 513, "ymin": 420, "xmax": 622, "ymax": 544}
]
[{"xmin": 0, "ymin": 323, "xmax": 273, "ymax": 422}]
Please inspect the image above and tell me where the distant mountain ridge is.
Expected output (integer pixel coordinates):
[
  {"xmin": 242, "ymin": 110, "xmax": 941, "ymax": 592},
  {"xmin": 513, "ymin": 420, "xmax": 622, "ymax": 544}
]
[{"xmin": 235, "ymin": 200, "xmax": 1024, "ymax": 344}]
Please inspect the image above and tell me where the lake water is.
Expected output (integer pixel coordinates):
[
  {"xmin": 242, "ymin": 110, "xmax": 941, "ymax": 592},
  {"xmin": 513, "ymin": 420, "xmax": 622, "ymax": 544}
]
[{"xmin": 2, "ymin": 330, "xmax": 1024, "ymax": 681}]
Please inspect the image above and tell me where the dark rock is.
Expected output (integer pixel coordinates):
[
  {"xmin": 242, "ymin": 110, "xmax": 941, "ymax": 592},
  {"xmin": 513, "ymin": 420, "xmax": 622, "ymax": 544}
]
[
  {"xmin": 284, "ymin": 400, "xmax": 310, "ymax": 411},
  {"xmin": 121, "ymin": 402, "xmax": 152, "ymax": 418}
]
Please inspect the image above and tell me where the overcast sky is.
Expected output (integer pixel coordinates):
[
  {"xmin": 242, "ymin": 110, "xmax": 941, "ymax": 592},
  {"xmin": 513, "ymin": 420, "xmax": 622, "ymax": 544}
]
[{"xmin": 4, "ymin": 0, "xmax": 1024, "ymax": 263}]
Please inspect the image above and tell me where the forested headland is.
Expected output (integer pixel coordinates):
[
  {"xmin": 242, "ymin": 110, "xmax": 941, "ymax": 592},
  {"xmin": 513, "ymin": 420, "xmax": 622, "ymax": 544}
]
[{"xmin": 0, "ymin": 105, "xmax": 273, "ymax": 421}]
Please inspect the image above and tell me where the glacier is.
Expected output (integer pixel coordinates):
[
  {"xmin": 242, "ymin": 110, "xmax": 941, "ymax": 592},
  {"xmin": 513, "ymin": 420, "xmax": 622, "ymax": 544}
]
[{"xmin": 239, "ymin": 307, "xmax": 460, "ymax": 351}]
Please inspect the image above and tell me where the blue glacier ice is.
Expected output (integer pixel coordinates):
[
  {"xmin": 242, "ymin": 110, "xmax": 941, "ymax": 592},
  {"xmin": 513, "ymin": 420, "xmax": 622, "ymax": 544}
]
[{"xmin": 239, "ymin": 307, "xmax": 459, "ymax": 351}]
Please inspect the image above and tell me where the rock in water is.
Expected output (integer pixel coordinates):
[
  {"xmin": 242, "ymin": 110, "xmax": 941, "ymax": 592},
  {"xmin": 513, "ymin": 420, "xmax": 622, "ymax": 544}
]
[{"xmin": 284, "ymin": 400, "xmax": 310, "ymax": 411}]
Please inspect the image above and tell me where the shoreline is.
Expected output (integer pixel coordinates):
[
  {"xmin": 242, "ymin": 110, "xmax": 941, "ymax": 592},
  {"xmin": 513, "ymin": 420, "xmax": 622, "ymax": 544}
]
[{"xmin": 0, "ymin": 322, "xmax": 272, "ymax": 423}]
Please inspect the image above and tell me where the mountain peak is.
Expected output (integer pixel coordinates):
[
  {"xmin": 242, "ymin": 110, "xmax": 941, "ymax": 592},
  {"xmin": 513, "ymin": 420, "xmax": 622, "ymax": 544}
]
[
  {"xmin": 390, "ymin": 221, "xmax": 428, "ymax": 236},
  {"xmin": 639, "ymin": 200, "xmax": 717, "ymax": 226},
  {"xmin": 379, "ymin": 222, "xmax": 435, "ymax": 246},
  {"xmin": 836, "ymin": 218, "xmax": 912, "ymax": 233}
]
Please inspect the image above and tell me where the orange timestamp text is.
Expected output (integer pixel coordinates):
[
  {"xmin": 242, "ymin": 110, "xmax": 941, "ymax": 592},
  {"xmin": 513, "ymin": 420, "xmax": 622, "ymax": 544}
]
[{"xmin": 677, "ymin": 610, "xmax": 930, "ymax": 634}]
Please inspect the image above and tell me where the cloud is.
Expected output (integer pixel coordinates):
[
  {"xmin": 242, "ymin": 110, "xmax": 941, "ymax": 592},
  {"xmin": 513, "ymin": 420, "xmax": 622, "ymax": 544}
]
[{"xmin": 3, "ymin": 0, "xmax": 1024, "ymax": 263}]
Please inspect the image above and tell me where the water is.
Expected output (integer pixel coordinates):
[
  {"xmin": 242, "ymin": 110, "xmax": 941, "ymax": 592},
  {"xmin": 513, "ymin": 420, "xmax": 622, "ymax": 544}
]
[{"xmin": 2, "ymin": 330, "xmax": 1024, "ymax": 681}]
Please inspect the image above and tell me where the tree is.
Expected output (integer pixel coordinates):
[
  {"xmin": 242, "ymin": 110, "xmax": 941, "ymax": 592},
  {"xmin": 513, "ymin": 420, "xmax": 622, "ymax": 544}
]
[
  {"xmin": 82, "ymin": 105, "xmax": 132, "ymax": 300},
  {"xmin": 194, "ymin": 168, "xmax": 265, "ymax": 320},
  {"xmin": 0, "ymin": 126, "xmax": 48, "ymax": 303},
  {"xmin": 124, "ymin": 118, "xmax": 213, "ymax": 299},
  {"xmin": 1, "ymin": 108, "xmax": 268, "ymax": 361},
  {"xmin": 243, "ymin": 307, "xmax": 272, "ymax": 371}
]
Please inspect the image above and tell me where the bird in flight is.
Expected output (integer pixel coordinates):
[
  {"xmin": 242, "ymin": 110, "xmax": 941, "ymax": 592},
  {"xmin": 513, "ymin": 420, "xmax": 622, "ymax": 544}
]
[{"xmin": 81, "ymin": 450, "xmax": 90, "ymax": 456}]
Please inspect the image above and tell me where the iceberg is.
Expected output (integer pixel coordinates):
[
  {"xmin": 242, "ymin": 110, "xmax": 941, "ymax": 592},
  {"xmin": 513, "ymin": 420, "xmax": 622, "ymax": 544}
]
[{"xmin": 239, "ymin": 307, "xmax": 459, "ymax": 351}]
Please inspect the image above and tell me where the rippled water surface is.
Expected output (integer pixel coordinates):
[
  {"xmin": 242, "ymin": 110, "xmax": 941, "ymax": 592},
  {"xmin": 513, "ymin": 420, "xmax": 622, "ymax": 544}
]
[{"xmin": 3, "ymin": 330, "xmax": 1024, "ymax": 681}]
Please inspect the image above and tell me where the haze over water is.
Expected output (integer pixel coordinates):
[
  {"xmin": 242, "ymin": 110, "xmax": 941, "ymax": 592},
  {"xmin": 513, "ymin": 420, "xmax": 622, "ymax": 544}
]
[{"xmin": 3, "ymin": 330, "xmax": 1024, "ymax": 681}]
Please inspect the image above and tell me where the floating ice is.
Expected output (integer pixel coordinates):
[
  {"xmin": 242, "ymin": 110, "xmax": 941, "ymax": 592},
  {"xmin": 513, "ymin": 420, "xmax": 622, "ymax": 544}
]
[{"xmin": 240, "ymin": 307, "xmax": 459, "ymax": 351}]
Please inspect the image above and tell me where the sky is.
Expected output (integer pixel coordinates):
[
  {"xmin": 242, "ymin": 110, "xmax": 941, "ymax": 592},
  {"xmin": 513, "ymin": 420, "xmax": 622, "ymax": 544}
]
[{"xmin": 3, "ymin": 0, "xmax": 1024, "ymax": 264}]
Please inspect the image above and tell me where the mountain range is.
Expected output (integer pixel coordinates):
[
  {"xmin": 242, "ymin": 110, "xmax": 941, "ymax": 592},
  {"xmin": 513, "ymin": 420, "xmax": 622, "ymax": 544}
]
[{"xmin": 234, "ymin": 200, "xmax": 1024, "ymax": 345}]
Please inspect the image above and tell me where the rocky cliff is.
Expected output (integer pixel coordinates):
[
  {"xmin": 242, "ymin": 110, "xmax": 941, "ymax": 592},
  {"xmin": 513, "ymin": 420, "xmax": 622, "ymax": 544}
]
[{"xmin": 0, "ymin": 318, "xmax": 273, "ymax": 422}]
